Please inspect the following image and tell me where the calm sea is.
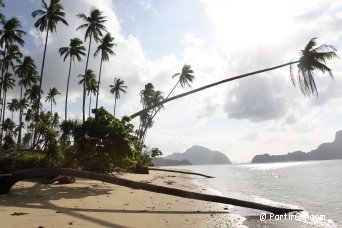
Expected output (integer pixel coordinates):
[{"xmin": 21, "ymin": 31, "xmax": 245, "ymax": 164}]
[{"xmin": 168, "ymin": 160, "xmax": 342, "ymax": 227}]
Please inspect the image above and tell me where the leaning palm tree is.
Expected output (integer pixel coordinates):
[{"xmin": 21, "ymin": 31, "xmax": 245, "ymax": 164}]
[
  {"xmin": 7, "ymin": 98, "xmax": 19, "ymax": 121},
  {"xmin": 76, "ymin": 8, "xmax": 107, "ymax": 122},
  {"xmin": 45, "ymin": 87, "xmax": 61, "ymax": 113},
  {"xmin": 94, "ymin": 32, "xmax": 116, "ymax": 109},
  {"xmin": 109, "ymin": 77, "xmax": 126, "ymax": 116},
  {"xmin": 16, "ymin": 56, "xmax": 38, "ymax": 144},
  {"xmin": 78, "ymin": 69, "xmax": 97, "ymax": 120},
  {"xmin": 32, "ymin": 0, "xmax": 68, "ymax": 113},
  {"xmin": 130, "ymin": 38, "xmax": 338, "ymax": 119},
  {"xmin": 59, "ymin": 38, "xmax": 86, "ymax": 120}
]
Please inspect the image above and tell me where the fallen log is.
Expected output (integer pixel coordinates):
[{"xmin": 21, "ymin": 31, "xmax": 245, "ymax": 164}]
[
  {"xmin": 0, "ymin": 168, "xmax": 302, "ymax": 214},
  {"xmin": 149, "ymin": 167, "xmax": 214, "ymax": 178}
]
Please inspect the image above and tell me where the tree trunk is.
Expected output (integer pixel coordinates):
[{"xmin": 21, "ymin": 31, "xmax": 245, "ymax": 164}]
[
  {"xmin": 17, "ymin": 86, "xmax": 23, "ymax": 145},
  {"xmin": 83, "ymin": 35, "xmax": 92, "ymax": 123},
  {"xmin": 88, "ymin": 95, "xmax": 91, "ymax": 117},
  {"xmin": 130, "ymin": 61, "xmax": 299, "ymax": 119},
  {"xmin": 113, "ymin": 97, "xmax": 117, "ymax": 116},
  {"xmin": 95, "ymin": 57, "xmax": 103, "ymax": 109},
  {"xmin": 33, "ymin": 29, "xmax": 50, "ymax": 147},
  {"xmin": 65, "ymin": 57, "xmax": 72, "ymax": 121},
  {"xmin": 50, "ymin": 101, "xmax": 52, "ymax": 113},
  {"xmin": 0, "ymin": 168, "xmax": 302, "ymax": 214},
  {"xmin": 148, "ymin": 167, "xmax": 214, "ymax": 178},
  {"xmin": 0, "ymin": 46, "xmax": 7, "ymax": 130},
  {"xmin": 0, "ymin": 88, "xmax": 7, "ymax": 140}
]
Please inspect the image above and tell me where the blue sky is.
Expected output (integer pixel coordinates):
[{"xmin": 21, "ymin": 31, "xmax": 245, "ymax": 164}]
[{"xmin": 2, "ymin": 0, "xmax": 342, "ymax": 162}]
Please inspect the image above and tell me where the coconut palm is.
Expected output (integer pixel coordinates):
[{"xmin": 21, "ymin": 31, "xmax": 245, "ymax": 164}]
[
  {"xmin": 32, "ymin": 0, "xmax": 68, "ymax": 113},
  {"xmin": 76, "ymin": 8, "xmax": 107, "ymax": 122},
  {"xmin": 0, "ymin": 17, "xmax": 26, "ymax": 48},
  {"xmin": 94, "ymin": 32, "xmax": 116, "ymax": 109},
  {"xmin": 131, "ymin": 38, "xmax": 338, "ymax": 119},
  {"xmin": 59, "ymin": 38, "xmax": 86, "ymax": 120},
  {"xmin": 16, "ymin": 56, "xmax": 38, "ymax": 144},
  {"xmin": 109, "ymin": 77, "xmax": 126, "ymax": 116},
  {"xmin": 0, "ymin": 0, "xmax": 5, "ymax": 22},
  {"xmin": 45, "ymin": 87, "xmax": 61, "ymax": 113},
  {"xmin": 7, "ymin": 98, "xmax": 19, "ymax": 121},
  {"xmin": 25, "ymin": 84, "xmax": 43, "ymax": 110},
  {"xmin": 78, "ymin": 69, "xmax": 97, "ymax": 120},
  {"xmin": 0, "ymin": 72, "xmax": 15, "ymax": 140},
  {"xmin": 85, "ymin": 79, "xmax": 98, "ymax": 117}
]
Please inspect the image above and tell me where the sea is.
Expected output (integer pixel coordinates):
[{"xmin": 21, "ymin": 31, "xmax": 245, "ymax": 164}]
[{"xmin": 167, "ymin": 160, "xmax": 342, "ymax": 227}]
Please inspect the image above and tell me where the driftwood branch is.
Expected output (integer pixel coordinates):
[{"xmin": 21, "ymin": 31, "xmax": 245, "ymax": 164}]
[
  {"xmin": 0, "ymin": 168, "xmax": 302, "ymax": 214},
  {"xmin": 149, "ymin": 167, "xmax": 214, "ymax": 178}
]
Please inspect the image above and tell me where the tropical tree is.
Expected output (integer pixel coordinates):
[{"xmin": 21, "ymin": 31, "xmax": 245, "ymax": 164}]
[
  {"xmin": 45, "ymin": 87, "xmax": 61, "ymax": 113},
  {"xmin": 0, "ymin": 72, "xmax": 15, "ymax": 140},
  {"xmin": 94, "ymin": 32, "xmax": 116, "ymax": 109},
  {"xmin": 7, "ymin": 98, "xmax": 19, "ymax": 121},
  {"xmin": 78, "ymin": 69, "xmax": 97, "ymax": 120},
  {"xmin": 76, "ymin": 8, "xmax": 107, "ymax": 122},
  {"xmin": 25, "ymin": 84, "xmax": 43, "ymax": 111},
  {"xmin": 130, "ymin": 38, "xmax": 338, "ymax": 119},
  {"xmin": 0, "ymin": 0, "xmax": 5, "ymax": 22},
  {"xmin": 59, "ymin": 38, "xmax": 86, "ymax": 120},
  {"xmin": 16, "ymin": 56, "xmax": 38, "ymax": 144},
  {"xmin": 109, "ymin": 77, "xmax": 126, "ymax": 116},
  {"xmin": 32, "ymin": 0, "xmax": 68, "ymax": 113}
]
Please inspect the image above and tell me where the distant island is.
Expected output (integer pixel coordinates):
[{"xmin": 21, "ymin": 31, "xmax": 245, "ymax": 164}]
[
  {"xmin": 153, "ymin": 145, "xmax": 232, "ymax": 166},
  {"xmin": 252, "ymin": 130, "xmax": 342, "ymax": 163}
]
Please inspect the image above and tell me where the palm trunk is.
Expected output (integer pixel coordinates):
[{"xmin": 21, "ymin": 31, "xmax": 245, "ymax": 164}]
[
  {"xmin": 33, "ymin": 29, "xmax": 50, "ymax": 147},
  {"xmin": 88, "ymin": 95, "xmax": 91, "ymax": 117},
  {"xmin": 11, "ymin": 112, "xmax": 13, "ymax": 121},
  {"xmin": 0, "ymin": 168, "xmax": 302, "ymax": 214},
  {"xmin": 50, "ymin": 101, "xmax": 52, "ymax": 113},
  {"xmin": 130, "ymin": 61, "xmax": 299, "ymax": 119},
  {"xmin": 65, "ymin": 57, "xmax": 72, "ymax": 121},
  {"xmin": 1, "ymin": 88, "xmax": 7, "ymax": 140},
  {"xmin": 83, "ymin": 35, "xmax": 92, "ymax": 123},
  {"xmin": 0, "ymin": 46, "xmax": 7, "ymax": 135},
  {"xmin": 17, "ymin": 85, "xmax": 23, "ymax": 145},
  {"xmin": 113, "ymin": 97, "xmax": 117, "ymax": 116},
  {"xmin": 95, "ymin": 57, "xmax": 103, "ymax": 109}
]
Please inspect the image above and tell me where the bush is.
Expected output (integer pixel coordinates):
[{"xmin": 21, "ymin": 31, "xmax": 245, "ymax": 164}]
[
  {"xmin": 73, "ymin": 108, "xmax": 141, "ymax": 173},
  {"xmin": 15, "ymin": 153, "xmax": 46, "ymax": 170}
]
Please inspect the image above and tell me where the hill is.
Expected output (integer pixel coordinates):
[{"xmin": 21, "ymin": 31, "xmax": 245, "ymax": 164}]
[
  {"xmin": 252, "ymin": 130, "xmax": 342, "ymax": 163},
  {"xmin": 152, "ymin": 158, "xmax": 192, "ymax": 166},
  {"xmin": 164, "ymin": 145, "xmax": 232, "ymax": 165}
]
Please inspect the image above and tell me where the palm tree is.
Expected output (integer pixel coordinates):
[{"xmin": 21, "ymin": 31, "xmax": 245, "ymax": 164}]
[
  {"xmin": 45, "ymin": 87, "xmax": 61, "ymax": 113},
  {"xmin": 25, "ymin": 84, "xmax": 43, "ymax": 111},
  {"xmin": 16, "ymin": 56, "xmax": 38, "ymax": 144},
  {"xmin": 78, "ymin": 69, "xmax": 97, "ymax": 120},
  {"xmin": 7, "ymin": 98, "xmax": 19, "ymax": 121},
  {"xmin": 59, "ymin": 38, "xmax": 86, "ymax": 120},
  {"xmin": 85, "ymin": 79, "xmax": 98, "ymax": 117},
  {"xmin": 32, "ymin": 0, "xmax": 68, "ymax": 113},
  {"xmin": 76, "ymin": 8, "xmax": 107, "ymax": 122},
  {"xmin": 109, "ymin": 77, "xmax": 126, "ymax": 116},
  {"xmin": 0, "ymin": 0, "xmax": 5, "ymax": 22},
  {"xmin": 130, "ymin": 38, "xmax": 338, "ymax": 119},
  {"xmin": 94, "ymin": 32, "xmax": 116, "ymax": 109},
  {"xmin": 0, "ymin": 72, "xmax": 15, "ymax": 140},
  {"xmin": 0, "ymin": 17, "xmax": 25, "ymax": 126}
]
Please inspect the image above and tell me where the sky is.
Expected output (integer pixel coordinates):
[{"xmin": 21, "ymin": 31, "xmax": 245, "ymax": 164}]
[{"xmin": 2, "ymin": 0, "xmax": 342, "ymax": 163}]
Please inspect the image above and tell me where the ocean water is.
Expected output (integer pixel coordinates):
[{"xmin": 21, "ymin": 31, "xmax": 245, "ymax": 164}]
[{"xmin": 167, "ymin": 160, "xmax": 342, "ymax": 227}]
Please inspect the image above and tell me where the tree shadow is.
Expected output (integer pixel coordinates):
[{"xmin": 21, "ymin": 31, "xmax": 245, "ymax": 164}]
[{"xmin": 0, "ymin": 180, "xmax": 230, "ymax": 227}]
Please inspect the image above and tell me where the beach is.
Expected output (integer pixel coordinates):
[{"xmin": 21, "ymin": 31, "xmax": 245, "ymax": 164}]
[{"xmin": 0, "ymin": 170, "xmax": 246, "ymax": 228}]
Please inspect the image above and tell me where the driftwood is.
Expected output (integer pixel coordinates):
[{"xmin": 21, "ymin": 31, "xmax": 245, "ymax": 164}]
[
  {"xmin": 149, "ymin": 167, "xmax": 214, "ymax": 178},
  {"xmin": 0, "ymin": 168, "xmax": 302, "ymax": 214}
]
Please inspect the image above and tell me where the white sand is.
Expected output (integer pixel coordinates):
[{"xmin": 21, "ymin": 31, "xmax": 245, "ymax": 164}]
[{"xmin": 0, "ymin": 170, "xmax": 246, "ymax": 228}]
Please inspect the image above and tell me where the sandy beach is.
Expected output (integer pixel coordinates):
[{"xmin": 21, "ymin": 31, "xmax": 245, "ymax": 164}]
[{"xmin": 0, "ymin": 170, "xmax": 247, "ymax": 228}]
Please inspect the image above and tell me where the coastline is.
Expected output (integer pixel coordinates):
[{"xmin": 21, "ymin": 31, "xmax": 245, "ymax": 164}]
[{"xmin": 0, "ymin": 170, "xmax": 246, "ymax": 228}]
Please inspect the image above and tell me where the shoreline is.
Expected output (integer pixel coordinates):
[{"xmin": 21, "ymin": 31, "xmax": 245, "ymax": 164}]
[{"xmin": 0, "ymin": 170, "xmax": 246, "ymax": 227}]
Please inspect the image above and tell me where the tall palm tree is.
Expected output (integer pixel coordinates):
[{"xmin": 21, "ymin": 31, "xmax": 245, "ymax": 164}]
[
  {"xmin": 94, "ymin": 32, "xmax": 116, "ymax": 109},
  {"xmin": 0, "ymin": 17, "xmax": 25, "ymax": 126},
  {"xmin": 25, "ymin": 84, "xmax": 43, "ymax": 111},
  {"xmin": 59, "ymin": 38, "xmax": 86, "ymax": 120},
  {"xmin": 32, "ymin": 0, "xmax": 68, "ymax": 113},
  {"xmin": 76, "ymin": 8, "xmax": 107, "ymax": 122},
  {"xmin": 78, "ymin": 69, "xmax": 97, "ymax": 120},
  {"xmin": 150, "ymin": 64, "xmax": 194, "ymax": 121},
  {"xmin": 85, "ymin": 79, "xmax": 98, "ymax": 117},
  {"xmin": 0, "ymin": 72, "xmax": 15, "ymax": 140},
  {"xmin": 45, "ymin": 87, "xmax": 60, "ymax": 113},
  {"xmin": 7, "ymin": 98, "xmax": 19, "ymax": 121},
  {"xmin": 109, "ymin": 77, "xmax": 126, "ymax": 116},
  {"xmin": 0, "ymin": 0, "xmax": 5, "ymax": 22},
  {"xmin": 16, "ymin": 56, "xmax": 38, "ymax": 144},
  {"xmin": 130, "ymin": 38, "xmax": 338, "ymax": 119}
]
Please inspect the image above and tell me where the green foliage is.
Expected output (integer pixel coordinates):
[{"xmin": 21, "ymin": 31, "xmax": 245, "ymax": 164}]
[
  {"xmin": 15, "ymin": 153, "xmax": 46, "ymax": 170},
  {"xmin": 140, "ymin": 147, "xmax": 163, "ymax": 166},
  {"xmin": 73, "ymin": 108, "xmax": 141, "ymax": 172}
]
